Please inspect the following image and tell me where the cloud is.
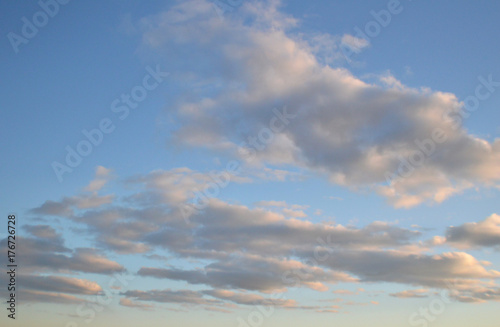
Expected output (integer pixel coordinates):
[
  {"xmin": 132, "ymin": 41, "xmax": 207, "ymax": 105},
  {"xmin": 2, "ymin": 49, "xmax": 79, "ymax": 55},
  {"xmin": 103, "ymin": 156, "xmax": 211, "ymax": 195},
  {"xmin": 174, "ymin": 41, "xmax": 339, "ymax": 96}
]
[
  {"xmin": 26, "ymin": 168, "xmax": 500, "ymax": 306},
  {"xmin": 138, "ymin": 254, "xmax": 354, "ymax": 293},
  {"xmin": 99, "ymin": 236, "xmax": 150, "ymax": 254},
  {"xmin": 315, "ymin": 308, "xmax": 340, "ymax": 313},
  {"xmin": 119, "ymin": 298, "xmax": 155, "ymax": 310},
  {"xmin": 84, "ymin": 166, "xmax": 112, "ymax": 192},
  {"xmin": 125, "ymin": 167, "xmax": 250, "ymax": 207},
  {"xmin": 71, "ymin": 194, "xmax": 115, "ymax": 209},
  {"xmin": 0, "ymin": 272, "xmax": 103, "ymax": 306},
  {"xmin": 254, "ymin": 200, "xmax": 309, "ymax": 217},
  {"xmin": 31, "ymin": 200, "xmax": 74, "ymax": 216},
  {"xmin": 24, "ymin": 224, "xmax": 60, "ymax": 240},
  {"xmin": 446, "ymin": 214, "xmax": 500, "ymax": 249},
  {"xmin": 31, "ymin": 167, "xmax": 114, "ymax": 215},
  {"xmin": 332, "ymin": 289, "xmax": 355, "ymax": 295},
  {"xmin": 202, "ymin": 289, "xmax": 295, "ymax": 307},
  {"xmin": 36, "ymin": 177, "xmax": 419, "ymax": 257},
  {"xmin": 19, "ymin": 290, "xmax": 88, "ymax": 304},
  {"xmin": 340, "ymin": 34, "xmax": 370, "ymax": 53},
  {"xmin": 29, "ymin": 247, "xmax": 125, "ymax": 274},
  {"xmin": 55, "ymin": 248, "xmax": 126, "ymax": 274},
  {"xmin": 121, "ymin": 288, "xmax": 335, "ymax": 311},
  {"xmin": 136, "ymin": 0, "xmax": 500, "ymax": 207},
  {"xmin": 21, "ymin": 275, "xmax": 102, "ymax": 295},
  {"xmin": 31, "ymin": 193, "xmax": 113, "ymax": 215},
  {"xmin": 122, "ymin": 289, "xmax": 219, "ymax": 306},
  {"xmin": 254, "ymin": 200, "xmax": 288, "ymax": 207},
  {"xmin": 450, "ymin": 286, "xmax": 500, "ymax": 303},
  {"xmin": 181, "ymin": 199, "xmax": 420, "ymax": 255},
  {"xmin": 318, "ymin": 250, "xmax": 500, "ymax": 289},
  {"xmin": 6, "ymin": 234, "xmax": 125, "ymax": 275},
  {"xmin": 389, "ymin": 289, "xmax": 431, "ymax": 298}
]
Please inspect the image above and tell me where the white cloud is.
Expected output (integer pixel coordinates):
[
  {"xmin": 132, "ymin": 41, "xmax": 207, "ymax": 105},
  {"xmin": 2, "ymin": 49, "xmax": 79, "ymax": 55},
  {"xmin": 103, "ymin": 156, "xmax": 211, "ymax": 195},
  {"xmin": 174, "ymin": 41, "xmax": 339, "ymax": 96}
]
[
  {"xmin": 84, "ymin": 166, "xmax": 112, "ymax": 192},
  {"xmin": 341, "ymin": 34, "xmax": 370, "ymax": 53},
  {"xmin": 136, "ymin": 0, "xmax": 500, "ymax": 207}
]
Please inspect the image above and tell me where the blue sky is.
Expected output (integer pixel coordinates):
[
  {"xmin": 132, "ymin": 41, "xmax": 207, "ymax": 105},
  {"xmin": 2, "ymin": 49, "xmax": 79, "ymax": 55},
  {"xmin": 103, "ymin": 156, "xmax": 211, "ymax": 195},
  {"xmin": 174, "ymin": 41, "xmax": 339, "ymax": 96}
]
[{"xmin": 1, "ymin": 1, "xmax": 500, "ymax": 327}]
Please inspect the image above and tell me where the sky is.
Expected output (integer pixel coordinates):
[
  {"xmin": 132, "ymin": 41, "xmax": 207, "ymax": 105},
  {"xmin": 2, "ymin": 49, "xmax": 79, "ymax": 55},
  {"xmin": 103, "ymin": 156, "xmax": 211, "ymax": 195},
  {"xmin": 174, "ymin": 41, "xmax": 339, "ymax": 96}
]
[{"xmin": 1, "ymin": 0, "xmax": 500, "ymax": 326}]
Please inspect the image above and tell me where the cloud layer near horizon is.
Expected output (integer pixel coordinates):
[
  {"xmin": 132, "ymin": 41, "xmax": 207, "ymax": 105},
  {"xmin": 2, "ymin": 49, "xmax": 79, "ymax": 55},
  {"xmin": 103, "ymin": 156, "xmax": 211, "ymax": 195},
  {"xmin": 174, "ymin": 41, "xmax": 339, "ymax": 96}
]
[{"xmin": 13, "ymin": 165, "xmax": 500, "ymax": 310}]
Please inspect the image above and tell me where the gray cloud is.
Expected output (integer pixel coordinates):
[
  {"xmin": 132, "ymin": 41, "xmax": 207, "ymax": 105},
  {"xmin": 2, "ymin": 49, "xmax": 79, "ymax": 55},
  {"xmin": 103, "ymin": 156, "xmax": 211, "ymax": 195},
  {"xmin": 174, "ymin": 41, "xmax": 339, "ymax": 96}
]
[
  {"xmin": 446, "ymin": 214, "xmax": 500, "ymax": 249},
  {"xmin": 24, "ymin": 224, "xmax": 60, "ymax": 240},
  {"xmin": 139, "ymin": 254, "xmax": 355, "ymax": 292},
  {"xmin": 21, "ymin": 274, "xmax": 102, "ymax": 295},
  {"xmin": 450, "ymin": 286, "xmax": 500, "ymax": 303},
  {"xmin": 122, "ymin": 289, "xmax": 219, "ymax": 306},
  {"xmin": 3, "ymin": 235, "xmax": 125, "ymax": 275},
  {"xmin": 19, "ymin": 290, "xmax": 88, "ymax": 305},
  {"xmin": 27, "ymin": 172, "xmax": 500, "ymax": 303},
  {"xmin": 31, "ymin": 200, "xmax": 73, "ymax": 217},
  {"xmin": 317, "ymin": 250, "xmax": 500, "ymax": 289},
  {"xmin": 26, "ymin": 159, "xmax": 500, "ymax": 307},
  {"xmin": 389, "ymin": 289, "xmax": 431, "ymax": 298},
  {"xmin": 202, "ymin": 289, "xmax": 294, "ymax": 307},
  {"xmin": 119, "ymin": 298, "xmax": 155, "ymax": 310}
]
